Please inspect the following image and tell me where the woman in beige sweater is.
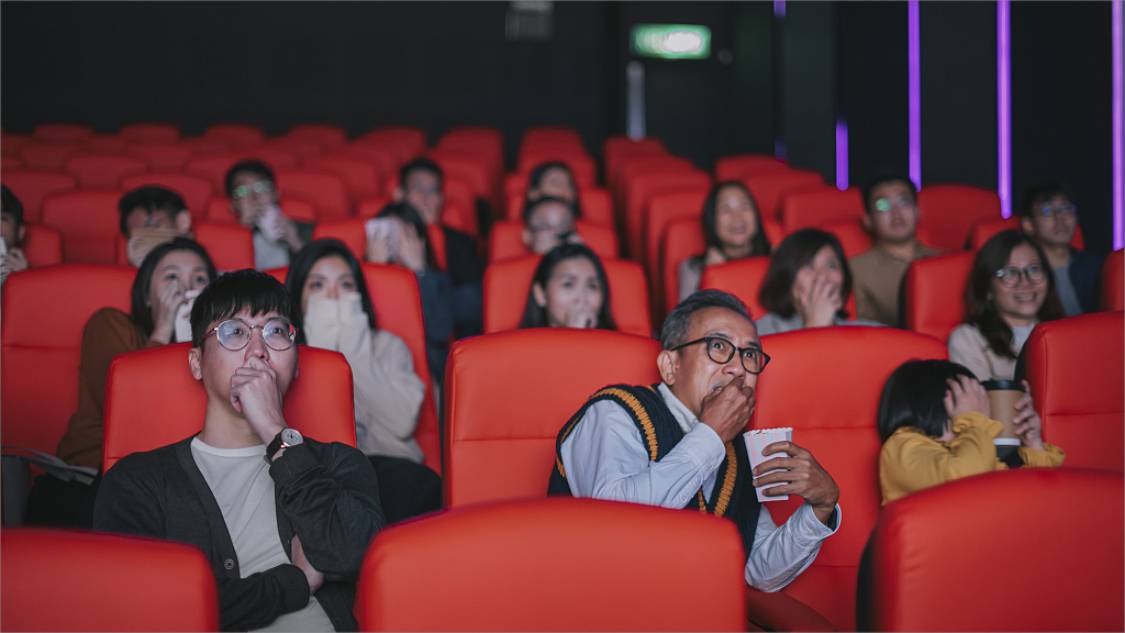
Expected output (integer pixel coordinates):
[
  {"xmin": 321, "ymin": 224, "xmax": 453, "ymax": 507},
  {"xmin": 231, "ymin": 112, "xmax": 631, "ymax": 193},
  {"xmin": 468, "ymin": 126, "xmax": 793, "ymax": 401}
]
[{"xmin": 286, "ymin": 239, "xmax": 440, "ymax": 523}]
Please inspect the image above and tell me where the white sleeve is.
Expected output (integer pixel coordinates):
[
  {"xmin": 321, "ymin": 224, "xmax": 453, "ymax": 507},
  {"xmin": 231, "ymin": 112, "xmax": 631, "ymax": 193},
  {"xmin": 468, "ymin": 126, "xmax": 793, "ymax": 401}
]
[
  {"xmin": 745, "ymin": 502, "xmax": 842, "ymax": 592},
  {"xmin": 560, "ymin": 399, "xmax": 727, "ymax": 510}
]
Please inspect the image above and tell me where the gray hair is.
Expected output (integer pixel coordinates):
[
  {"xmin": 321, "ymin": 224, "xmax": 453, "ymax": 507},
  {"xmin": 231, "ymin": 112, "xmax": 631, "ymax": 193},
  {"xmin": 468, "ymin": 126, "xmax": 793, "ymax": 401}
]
[{"xmin": 660, "ymin": 289, "xmax": 753, "ymax": 350}]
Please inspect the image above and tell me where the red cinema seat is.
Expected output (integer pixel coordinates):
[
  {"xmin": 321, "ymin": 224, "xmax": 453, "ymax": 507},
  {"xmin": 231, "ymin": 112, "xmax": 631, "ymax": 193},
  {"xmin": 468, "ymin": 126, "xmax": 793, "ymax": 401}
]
[
  {"xmin": 120, "ymin": 172, "xmax": 215, "ymax": 224},
  {"xmin": 34, "ymin": 122, "xmax": 96, "ymax": 143},
  {"xmin": 602, "ymin": 135, "xmax": 667, "ymax": 190},
  {"xmin": 1, "ymin": 169, "xmax": 78, "ymax": 223},
  {"xmin": 118, "ymin": 122, "xmax": 180, "ymax": 144},
  {"xmin": 262, "ymin": 137, "xmax": 323, "ymax": 161},
  {"xmin": 103, "ymin": 344, "xmax": 357, "ymax": 471},
  {"xmin": 356, "ymin": 497, "xmax": 746, "ymax": 632},
  {"xmin": 185, "ymin": 154, "xmax": 297, "ymax": 196},
  {"xmin": 487, "ymin": 220, "xmax": 618, "ymax": 264},
  {"xmin": 517, "ymin": 150, "xmax": 598, "ymax": 187},
  {"xmin": 65, "ymin": 154, "xmax": 150, "ymax": 189},
  {"xmin": 204, "ymin": 196, "xmax": 316, "ymax": 226},
  {"xmin": 821, "ymin": 220, "xmax": 875, "ymax": 260},
  {"xmin": 288, "ymin": 123, "xmax": 348, "ymax": 150},
  {"xmin": 311, "ymin": 220, "xmax": 452, "ymax": 273},
  {"xmin": 427, "ymin": 150, "xmax": 497, "ymax": 210},
  {"xmin": 916, "ymin": 183, "xmax": 1002, "ymax": 250},
  {"xmin": 443, "ymin": 328, "xmax": 662, "ymax": 507},
  {"xmin": 970, "ymin": 216, "xmax": 1084, "ymax": 251},
  {"xmin": 328, "ymin": 144, "xmax": 397, "ymax": 183},
  {"xmin": 753, "ymin": 327, "xmax": 949, "ymax": 631},
  {"xmin": 1024, "ymin": 311, "xmax": 1124, "ymax": 472},
  {"xmin": 521, "ymin": 125, "xmax": 586, "ymax": 151},
  {"xmin": 902, "ymin": 250, "xmax": 975, "ymax": 342},
  {"xmin": 623, "ymin": 168, "xmax": 711, "ymax": 262},
  {"xmin": 742, "ymin": 169, "xmax": 825, "ymax": 222},
  {"xmin": 868, "ymin": 468, "xmax": 1123, "ymax": 632},
  {"xmin": 440, "ymin": 176, "xmax": 478, "ymax": 236},
  {"xmin": 86, "ymin": 135, "xmax": 131, "ymax": 155},
  {"xmin": 505, "ymin": 186, "xmax": 614, "ymax": 228},
  {"xmin": 1, "ymin": 133, "xmax": 36, "ymax": 159},
  {"xmin": 714, "ymin": 153, "xmax": 785, "ymax": 182},
  {"xmin": 482, "ymin": 255, "xmax": 651, "ymax": 337},
  {"xmin": 1, "ymin": 156, "xmax": 23, "ymax": 171},
  {"xmin": 18, "ymin": 142, "xmax": 85, "ymax": 171},
  {"xmin": 127, "ymin": 143, "xmax": 196, "ymax": 172},
  {"xmin": 355, "ymin": 197, "xmax": 392, "ymax": 220},
  {"xmin": 41, "ymin": 189, "xmax": 123, "ymax": 264},
  {"xmin": 662, "ymin": 217, "xmax": 707, "ymax": 314},
  {"xmin": 202, "ymin": 123, "xmax": 264, "ymax": 148},
  {"xmin": 699, "ymin": 257, "xmax": 773, "ymax": 321},
  {"xmin": 19, "ymin": 223, "xmax": 64, "ymax": 267},
  {"xmin": 2, "ymin": 528, "xmax": 219, "ymax": 632},
  {"xmin": 302, "ymin": 156, "xmax": 383, "ymax": 207},
  {"xmin": 1102, "ymin": 249, "xmax": 1124, "ymax": 311},
  {"xmin": 615, "ymin": 154, "xmax": 694, "ymax": 207},
  {"xmin": 1, "ymin": 265, "xmax": 135, "ymax": 457},
  {"xmin": 275, "ymin": 169, "xmax": 350, "ymax": 222},
  {"xmin": 780, "ymin": 186, "xmax": 863, "ymax": 234},
  {"xmin": 435, "ymin": 126, "xmax": 505, "ymax": 184},
  {"xmin": 356, "ymin": 126, "xmax": 428, "ymax": 168},
  {"xmin": 114, "ymin": 223, "xmax": 254, "ymax": 272}
]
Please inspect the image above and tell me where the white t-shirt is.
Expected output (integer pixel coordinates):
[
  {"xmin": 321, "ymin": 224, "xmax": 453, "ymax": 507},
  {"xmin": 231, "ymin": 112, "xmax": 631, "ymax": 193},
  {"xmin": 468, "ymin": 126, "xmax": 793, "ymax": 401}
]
[{"xmin": 191, "ymin": 438, "xmax": 334, "ymax": 632}]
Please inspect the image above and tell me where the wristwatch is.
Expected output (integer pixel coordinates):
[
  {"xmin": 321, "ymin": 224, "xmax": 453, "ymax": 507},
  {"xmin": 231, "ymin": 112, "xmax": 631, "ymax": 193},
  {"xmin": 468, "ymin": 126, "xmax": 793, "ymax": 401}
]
[{"xmin": 266, "ymin": 428, "xmax": 303, "ymax": 463}]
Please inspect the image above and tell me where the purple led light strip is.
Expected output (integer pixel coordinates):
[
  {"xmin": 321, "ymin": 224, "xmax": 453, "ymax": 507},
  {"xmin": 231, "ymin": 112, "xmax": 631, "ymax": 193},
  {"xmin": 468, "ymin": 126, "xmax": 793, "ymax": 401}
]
[
  {"xmin": 998, "ymin": 1, "xmax": 1012, "ymax": 219},
  {"xmin": 909, "ymin": 1, "xmax": 921, "ymax": 190},
  {"xmin": 836, "ymin": 121, "xmax": 849, "ymax": 190},
  {"xmin": 1113, "ymin": 1, "xmax": 1123, "ymax": 250},
  {"xmin": 774, "ymin": 1, "xmax": 785, "ymax": 19}
]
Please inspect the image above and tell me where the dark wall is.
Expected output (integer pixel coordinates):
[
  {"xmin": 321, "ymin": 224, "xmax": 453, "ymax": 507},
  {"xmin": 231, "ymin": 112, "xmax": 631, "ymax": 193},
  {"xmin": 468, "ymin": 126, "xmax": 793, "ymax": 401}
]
[{"xmin": 781, "ymin": 1, "xmax": 837, "ymax": 183}]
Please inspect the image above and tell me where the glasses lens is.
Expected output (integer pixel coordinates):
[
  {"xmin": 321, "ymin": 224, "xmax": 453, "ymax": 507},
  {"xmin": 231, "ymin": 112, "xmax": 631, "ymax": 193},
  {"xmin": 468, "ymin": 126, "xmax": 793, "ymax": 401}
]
[
  {"xmin": 705, "ymin": 338, "xmax": 735, "ymax": 365},
  {"xmin": 252, "ymin": 182, "xmax": 272, "ymax": 194},
  {"xmin": 262, "ymin": 319, "xmax": 295, "ymax": 350},
  {"xmin": 233, "ymin": 186, "xmax": 249, "ymax": 199},
  {"xmin": 740, "ymin": 348, "xmax": 762, "ymax": 373},
  {"xmin": 216, "ymin": 320, "xmax": 250, "ymax": 350},
  {"xmin": 1024, "ymin": 265, "xmax": 1045, "ymax": 284}
]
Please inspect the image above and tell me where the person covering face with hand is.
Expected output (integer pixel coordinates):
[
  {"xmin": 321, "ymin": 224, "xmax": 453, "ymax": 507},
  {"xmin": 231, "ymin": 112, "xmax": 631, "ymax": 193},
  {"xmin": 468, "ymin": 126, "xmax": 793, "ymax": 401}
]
[
  {"xmin": 519, "ymin": 243, "xmax": 617, "ymax": 331},
  {"xmin": 94, "ymin": 270, "xmax": 384, "ymax": 632},
  {"xmin": 522, "ymin": 196, "xmax": 583, "ymax": 255},
  {"xmin": 226, "ymin": 161, "xmax": 307, "ymax": 270},
  {"xmin": 549, "ymin": 290, "xmax": 841, "ymax": 591}
]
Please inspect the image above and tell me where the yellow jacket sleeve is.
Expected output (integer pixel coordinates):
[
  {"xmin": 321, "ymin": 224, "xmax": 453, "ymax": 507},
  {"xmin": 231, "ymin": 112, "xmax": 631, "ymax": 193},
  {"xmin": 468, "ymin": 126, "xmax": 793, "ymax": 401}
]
[
  {"xmin": 1018, "ymin": 443, "xmax": 1066, "ymax": 468},
  {"xmin": 879, "ymin": 412, "xmax": 1003, "ymax": 505}
]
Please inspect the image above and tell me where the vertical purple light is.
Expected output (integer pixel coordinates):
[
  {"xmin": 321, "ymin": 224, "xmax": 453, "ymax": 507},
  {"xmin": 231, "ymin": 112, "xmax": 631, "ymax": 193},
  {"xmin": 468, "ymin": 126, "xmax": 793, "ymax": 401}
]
[
  {"xmin": 836, "ymin": 121, "xmax": 849, "ymax": 190},
  {"xmin": 998, "ymin": 1, "xmax": 1012, "ymax": 219},
  {"xmin": 774, "ymin": 1, "xmax": 785, "ymax": 19},
  {"xmin": 1113, "ymin": 1, "xmax": 1123, "ymax": 250},
  {"xmin": 908, "ymin": 1, "xmax": 921, "ymax": 190}
]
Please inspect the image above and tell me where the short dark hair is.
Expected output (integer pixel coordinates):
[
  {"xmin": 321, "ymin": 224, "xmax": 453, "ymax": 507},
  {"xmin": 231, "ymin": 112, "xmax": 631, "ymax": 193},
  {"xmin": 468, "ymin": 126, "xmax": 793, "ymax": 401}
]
[
  {"xmin": 224, "ymin": 161, "xmax": 275, "ymax": 199},
  {"xmin": 521, "ymin": 195, "xmax": 578, "ymax": 224},
  {"xmin": 190, "ymin": 269, "xmax": 296, "ymax": 348},
  {"xmin": 1019, "ymin": 181, "xmax": 1073, "ymax": 218},
  {"xmin": 758, "ymin": 228, "xmax": 852, "ymax": 320},
  {"xmin": 2, "ymin": 185, "xmax": 24, "ymax": 227},
  {"xmin": 399, "ymin": 157, "xmax": 443, "ymax": 189},
  {"xmin": 700, "ymin": 181, "xmax": 770, "ymax": 257},
  {"xmin": 376, "ymin": 201, "xmax": 439, "ymax": 269},
  {"xmin": 286, "ymin": 238, "xmax": 378, "ymax": 344},
  {"xmin": 877, "ymin": 359, "xmax": 978, "ymax": 442},
  {"xmin": 518, "ymin": 243, "xmax": 617, "ymax": 331},
  {"xmin": 964, "ymin": 229, "xmax": 1064, "ymax": 360},
  {"xmin": 131, "ymin": 237, "xmax": 217, "ymax": 340},
  {"xmin": 117, "ymin": 186, "xmax": 188, "ymax": 236},
  {"xmin": 660, "ymin": 289, "xmax": 753, "ymax": 350},
  {"xmin": 861, "ymin": 174, "xmax": 917, "ymax": 215}
]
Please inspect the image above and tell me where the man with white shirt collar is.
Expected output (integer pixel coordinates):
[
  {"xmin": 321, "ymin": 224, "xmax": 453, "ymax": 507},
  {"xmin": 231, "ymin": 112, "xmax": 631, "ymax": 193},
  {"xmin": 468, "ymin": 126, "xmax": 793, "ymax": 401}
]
[{"xmin": 549, "ymin": 289, "xmax": 840, "ymax": 591}]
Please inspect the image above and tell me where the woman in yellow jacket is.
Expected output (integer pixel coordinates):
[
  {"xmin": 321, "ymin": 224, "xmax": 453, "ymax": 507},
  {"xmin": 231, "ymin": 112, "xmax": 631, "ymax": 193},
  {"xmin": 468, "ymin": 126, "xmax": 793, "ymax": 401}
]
[{"xmin": 877, "ymin": 359, "xmax": 1064, "ymax": 505}]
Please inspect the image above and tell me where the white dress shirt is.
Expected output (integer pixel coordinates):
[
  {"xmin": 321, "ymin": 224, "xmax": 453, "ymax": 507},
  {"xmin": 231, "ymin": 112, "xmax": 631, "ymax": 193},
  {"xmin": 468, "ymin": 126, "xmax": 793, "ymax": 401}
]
[{"xmin": 560, "ymin": 383, "xmax": 841, "ymax": 592}]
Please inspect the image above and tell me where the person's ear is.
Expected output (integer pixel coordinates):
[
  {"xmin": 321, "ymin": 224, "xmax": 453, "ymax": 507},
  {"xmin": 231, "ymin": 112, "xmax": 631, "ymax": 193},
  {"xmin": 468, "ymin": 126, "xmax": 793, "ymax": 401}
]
[
  {"xmin": 861, "ymin": 213, "xmax": 873, "ymax": 234},
  {"xmin": 17, "ymin": 225, "xmax": 25, "ymax": 244},
  {"xmin": 175, "ymin": 210, "xmax": 192, "ymax": 234},
  {"xmin": 392, "ymin": 186, "xmax": 404, "ymax": 203},
  {"xmin": 188, "ymin": 346, "xmax": 203, "ymax": 381},
  {"xmin": 532, "ymin": 282, "xmax": 548, "ymax": 308},
  {"xmin": 522, "ymin": 228, "xmax": 533, "ymax": 250},
  {"xmin": 657, "ymin": 349, "xmax": 679, "ymax": 386},
  {"xmin": 1019, "ymin": 215, "xmax": 1036, "ymax": 236}
]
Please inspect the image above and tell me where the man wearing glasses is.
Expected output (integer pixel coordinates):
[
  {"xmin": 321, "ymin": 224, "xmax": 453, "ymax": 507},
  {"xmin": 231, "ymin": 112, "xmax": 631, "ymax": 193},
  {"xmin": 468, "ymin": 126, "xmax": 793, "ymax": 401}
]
[
  {"xmin": 95, "ymin": 270, "xmax": 384, "ymax": 632},
  {"xmin": 549, "ymin": 290, "xmax": 840, "ymax": 592},
  {"xmin": 1018, "ymin": 182, "xmax": 1103, "ymax": 316},
  {"xmin": 226, "ymin": 161, "xmax": 309, "ymax": 270}
]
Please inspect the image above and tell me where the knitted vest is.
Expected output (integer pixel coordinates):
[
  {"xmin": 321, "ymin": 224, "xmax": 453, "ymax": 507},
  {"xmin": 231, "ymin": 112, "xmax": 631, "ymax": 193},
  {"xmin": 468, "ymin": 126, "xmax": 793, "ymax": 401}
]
[{"xmin": 548, "ymin": 384, "xmax": 761, "ymax": 556}]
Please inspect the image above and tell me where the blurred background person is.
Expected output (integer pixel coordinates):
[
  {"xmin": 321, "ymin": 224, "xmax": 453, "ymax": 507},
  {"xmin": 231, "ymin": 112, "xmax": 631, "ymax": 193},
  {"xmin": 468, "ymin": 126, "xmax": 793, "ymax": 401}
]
[
  {"xmin": 519, "ymin": 242, "xmax": 617, "ymax": 330},
  {"xmin": 1018, "ymin": 182, "xmax": 1103, "ymax": 316},
  {"xmin": 679, "ymin": 181, "xmax": 771, "ymax": 301}
]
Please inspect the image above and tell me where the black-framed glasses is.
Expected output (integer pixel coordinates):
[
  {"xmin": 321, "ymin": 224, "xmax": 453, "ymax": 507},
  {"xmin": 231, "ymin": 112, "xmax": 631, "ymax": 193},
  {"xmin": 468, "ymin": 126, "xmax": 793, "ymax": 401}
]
[
  {"xmin": 1035, "ymin": 203, "xmax": 1076, "ymax": 219},
  {"xmin": 204, "ymin": 318, "xmax": 297, "ymax": 351},
  {"xmin": 670, "ymin": 336, "xmax": 771, "ymax": 374},
  {"xmin": 995, "ymin": 264, "xmax": 1046, "ymax": 288},
  {"xmin": 231, "ymin": 181, "xmax": 274, "ymax": 200}
]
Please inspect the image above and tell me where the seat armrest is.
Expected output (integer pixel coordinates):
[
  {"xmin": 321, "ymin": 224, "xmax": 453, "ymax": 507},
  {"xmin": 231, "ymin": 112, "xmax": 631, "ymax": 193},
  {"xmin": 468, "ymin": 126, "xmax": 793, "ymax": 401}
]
[{"xmin": 745, "ymin": 587, "xmax": 837, "ymax": 632}]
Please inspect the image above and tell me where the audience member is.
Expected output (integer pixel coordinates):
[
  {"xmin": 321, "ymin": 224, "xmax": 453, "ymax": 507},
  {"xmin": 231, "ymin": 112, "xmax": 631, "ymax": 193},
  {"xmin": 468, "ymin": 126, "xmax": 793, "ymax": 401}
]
[
  {"xmin": 522, "ymin": 196, "xmax": 583, "ymax": 255},
  {"xmin": 519, "ymin": 243, "xmax": 617, "ymax": 330},
  {"xmin": 1, "ymin": 185, "xmax": 29, "ymax": 284},
  {"xmin": 94, "ymin": 269, "xmax": 385, "ymax": 632},
  {"xmin": 948, "ymin": 230, "xmax": 1064, "ymax": 381},
  {"xmin": 849, "ymin": 174, "xmax": 940, "ymax": 326},
  {"xmin": 679, "ymin": 181, "xmax": 771, "ymax": 302},
  {"xmin": 549, "ymin": 289, "xmax": 840, "ymax": 591},
  {"xmin": 1018, "ymin": 182, "xmax": 1103, "ymax": 316},
  {"xmin": 877, "ymin": 359, "xmax": 1064, "ymax": 505},
  {"xmin": 393, "ymin": 157, "xmax": 486, "ymax": 287},
  {"xmin": 525, "ymin": 161, "xmax": 579, "ymax": 206},
  {"xmin": 36, "ymin": 238, "xmax": 216, "ymax": 527},
  {"xmin": 286, "ymin": 239, "xmax": 441, "ymax": 523},
  {"xmin": 225, "ymin": 161, "xmax": 309, "ymax": 270},
  {"xmin": 118, "ymin": 186, "xmax": 194, "ymax": 267},
  {"xmin": 756, "ymin": 228, "xmax": 880, "ymax": 335}
]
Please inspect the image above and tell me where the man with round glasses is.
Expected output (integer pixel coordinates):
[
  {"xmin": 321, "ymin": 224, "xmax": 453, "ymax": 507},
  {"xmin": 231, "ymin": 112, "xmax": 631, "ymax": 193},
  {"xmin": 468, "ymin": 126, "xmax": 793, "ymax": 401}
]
[
  {"xmin": 95, "ymin": 270, "xmax": 384, "ymax": 632},
  {"xmin": 1018, "ymin": 182, "xmax": 1103, "ymax": 316},
  {"xmin": 225, "ymin": 161, "xmax": 309, "ymax": 270},
  {"xmin": 549, "ymin": 289, "xmax": 841, "ymax": 592}
]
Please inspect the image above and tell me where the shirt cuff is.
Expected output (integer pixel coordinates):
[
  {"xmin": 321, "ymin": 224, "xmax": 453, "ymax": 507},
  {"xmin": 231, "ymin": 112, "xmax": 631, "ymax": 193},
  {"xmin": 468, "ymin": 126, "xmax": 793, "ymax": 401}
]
[{"xmin": 791, "ymin": 502, "xmax": 842, "ymax": 544}]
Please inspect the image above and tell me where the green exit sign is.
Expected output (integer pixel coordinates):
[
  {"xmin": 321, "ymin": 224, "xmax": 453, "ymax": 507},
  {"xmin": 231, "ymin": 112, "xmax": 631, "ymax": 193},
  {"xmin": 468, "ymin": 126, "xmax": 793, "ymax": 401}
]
[{"xmin": 631, "ymin": 24, "xmax": 711, "ymax": 60}]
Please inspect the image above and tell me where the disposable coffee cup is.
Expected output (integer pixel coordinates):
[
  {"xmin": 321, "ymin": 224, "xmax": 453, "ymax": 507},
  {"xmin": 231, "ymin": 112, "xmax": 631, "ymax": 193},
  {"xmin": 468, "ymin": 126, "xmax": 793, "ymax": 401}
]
[{"xmin": 982, "ymin": 379, "xmax": 1023, "ymax": 440}]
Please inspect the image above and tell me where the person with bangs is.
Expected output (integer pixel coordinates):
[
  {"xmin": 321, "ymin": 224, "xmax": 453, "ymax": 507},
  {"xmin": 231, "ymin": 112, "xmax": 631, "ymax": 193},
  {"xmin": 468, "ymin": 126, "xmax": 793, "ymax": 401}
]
[
  {"xmin": 679, "ymin": 181, "xmax": 772, "ymax": 302},
  {"xmin": 519, "ymin": 243, "xmax": 617, "ymax": 331},
  {"xmin": 525, "ymin": 161, "xmax": 580, "ymax": 207}
]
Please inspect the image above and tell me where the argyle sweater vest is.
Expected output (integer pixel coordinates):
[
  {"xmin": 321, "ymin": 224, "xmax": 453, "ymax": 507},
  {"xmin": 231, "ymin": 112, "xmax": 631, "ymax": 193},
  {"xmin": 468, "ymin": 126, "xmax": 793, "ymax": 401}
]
[{"xmin": 548, "ymin": 384, "xmax": 761, "ymax": 556}]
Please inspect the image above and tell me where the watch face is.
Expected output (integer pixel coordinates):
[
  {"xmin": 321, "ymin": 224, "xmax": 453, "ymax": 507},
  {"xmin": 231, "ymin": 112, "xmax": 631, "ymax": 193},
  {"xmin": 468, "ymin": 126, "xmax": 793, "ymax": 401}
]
[{"xmin": 281, "ymin": 428, "xmax": 302, "ymax": 445}]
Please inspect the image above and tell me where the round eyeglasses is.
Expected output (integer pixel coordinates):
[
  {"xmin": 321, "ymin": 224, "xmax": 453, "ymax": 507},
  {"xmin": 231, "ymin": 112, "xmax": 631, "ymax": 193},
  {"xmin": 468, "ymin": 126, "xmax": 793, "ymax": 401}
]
[
  {"xmin": 231, "ymin": 181, "xmax": 274, "ymax": 200},
  {"xmin": 995, "ymin": 264, "xmax": 1045, "ymax": 288},
  {"xmin": 203, "ymin": 318, "xmax": 297, "ymax": 351},
  {"xmin": 670, "ymin": 336, "xmax": 771, "ymax": 374}
]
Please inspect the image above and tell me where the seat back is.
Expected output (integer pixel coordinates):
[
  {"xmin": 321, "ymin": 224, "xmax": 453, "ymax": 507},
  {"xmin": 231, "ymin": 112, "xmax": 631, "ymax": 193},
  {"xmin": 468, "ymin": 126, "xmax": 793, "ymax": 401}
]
[
  {"xmin": 821, "ymin": 220, "xmax": 875, "ymax": 260},
  {"xmin": 2, "ymin": 528, "xmax": 219, "ymax": 632},
  {"xmin": 34, "ymin": 122, "xmax": 96, "ymax": 143},
  {"xmin": 505, "ymin": 186, "xmax": 614, "ymax": 228},
  {"xmin": 643, "ymin": 189, "xmax": 710, "ymax": 309},
  {"xmin": 714, "ymin": 153, "xmax": 785, "ymax": 181},
  {"xmin": 516, "ymin": 150, "xmax": 598, "ymax": 187},
  {"xmin": 780, "ymin": 186, "xmax": 863, "ymax": 234},
  {"xmin": 753, "ymin": 327, "xmax": 948, "ymax": 631},
  {"xmin": 20, "ymin": 223, "xmax": 64, "ymax": 267},
  {"xmin": 743, "ymin": 169, "xmax": 825, "ymax": 221},
  {"xmin": 203, "ymin": 123, "xmax": 265, "ymax": 148},
  {"xmin": 356, "ymin": 497, "xmax": 746, "ymax": 632},
  {"xmin": 869, "ymin": 468, "xmax": 1124, "ymax": 632},
  {"xmin": 1102, "ymin": 249, "xmax": 1124, "ymax": 311},
  {"xmin": 661, "ymin": 217, "xmax": 708, "ymax": 314},
  {"xmin": 288, "ymin": 123, "xmax": 348, "ymax": 150},
  {"xmin": 482, "ymin": 255, "xmax": 651, "ymax": 337},
  {"xmin": 969, "ymin": 216, "xmax": 1085, "ymax": 251},
  {"xmin": 1, "ymin": 265, "xmax": 135, "ymax": 455},
  {"xmin": 427, "ymin": 150, "xmax": 497, "ymax": 209},
  {"xmin": 487, "ymin": 220, "xmax": 618, "ymax": 263},
  {"xmin": 444, "ymin": 329, "xmax": 662, "ymax": 507},
  {"xmin": 902, "ymin": 251, "xmax": 975, "ymax": 342},
  {"xmin": 1, "ymin": 169, "xmax": 79, "ymax": 223},
  {"xmin": 41, "ymin": 189, "xmax": 123, "ymax": 264},
  {"xmin": 622, "ymin": 169, "xmax": 710, "ymax": 262},
  {"xmin": 64, "ymin": 154, "xmax": 149, "ymax": 189},
  {"xmin": 356, "ymin": 126, "xmax": 428, "ymax": 167},
  {"xmin": 120, "ymin": 172, "xmax": 215, "ymax": 224},
  {"xmin": 1024, "ymin": 312, "xmax": 1124, "ymax": 472},
  {"xmin": 185, "ymin": 154, "xmax": 295, "ymax": 195},
  {"xmin": 916, "ymin": 183, "xmax": 1001, "ymax": 250},
  {"xmin": 118, "ymin": 122, "xmax": 181, "ymax": 144},
  {"xmin": 302, "ymin": 156, "xmax": 383, "ymax": 205},
  {"xmin": 103, "ymin": 344, "xmax": 357, "ymax": 471},
  {"xmin": 602, "ymin": 135, "xmax": 667, "ymax": 191},
  {"xmin": 18, "ymin": 142, "xmax": 85, "ymax": 171},
  {"xmin": 274, "ymin": 169, "xmax": 350, "ymax": 222},
  {"xmin": 310, "ymin": 220, "xmax": 451, "ymax": 273},
  {"xmin": 126, "ymin": 143, "xmax": 196, "ymax": 172},
  {"xmin": 699, "ymin": 257, "xmax": 773, "ymax": 321}
]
